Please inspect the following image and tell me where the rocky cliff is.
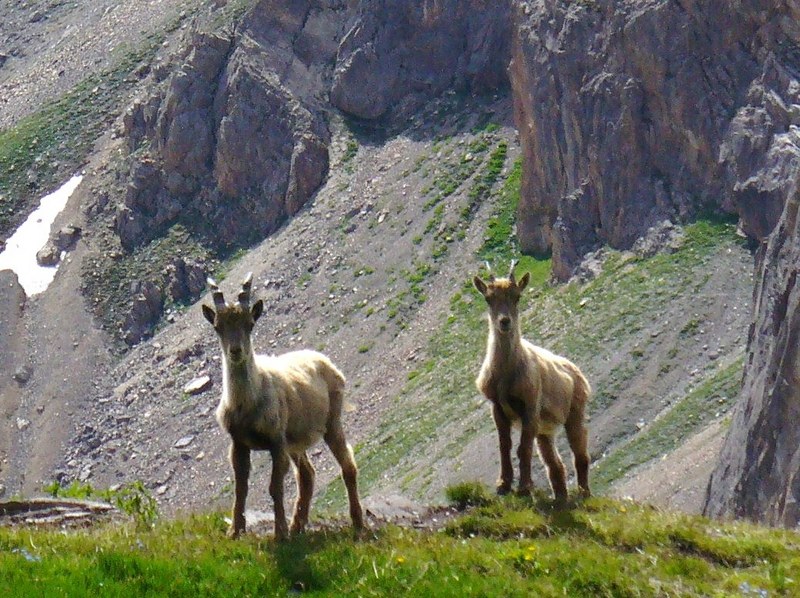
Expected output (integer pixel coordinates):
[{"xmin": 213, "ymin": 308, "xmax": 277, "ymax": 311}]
[
  {"xmin": 119, "ymin": 1, "xmax": 351, "ymax": 251},
  {"xmin": 505, "ymin": 0, "xmax": 800, "ymax": 525},
  {"xmin": 704, "ymin": 186, "xmax": 800, "ymax": 527},
  {"xmin": 330, "ymin": 0, "xmax": 511, "ymax": 123},
  {"xmin": 510, "ymin": 0, "xmax": 800, "ymax": 279}
]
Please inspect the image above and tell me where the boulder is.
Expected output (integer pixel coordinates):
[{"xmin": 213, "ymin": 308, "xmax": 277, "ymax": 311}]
[{"xmin": 122, "ymin": 281, "xmax": 164, "ymax": 345}]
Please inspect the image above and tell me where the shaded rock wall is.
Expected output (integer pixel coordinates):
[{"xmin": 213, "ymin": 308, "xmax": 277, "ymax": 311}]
[
  {"xmin": 121, "ymin": 0, "xmax": 513, "ymax": 253},
  {"xmin": 510, "ymin": 0, "xmax": 800, "ymax": 279},
  {"xmin": 704, "ymin": 186, "xmax": 800, "ymax": 527},
  {"xmin": 331, "ymin": 0, "xmax": 512, "ymax": 122}
]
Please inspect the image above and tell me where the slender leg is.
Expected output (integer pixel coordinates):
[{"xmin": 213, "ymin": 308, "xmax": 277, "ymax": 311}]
[
  {"xmin": 269, "ymin": 444, "xmax": 291, "ymax": 541},
  {"xmin": 566, "ymin": 413, "xmax": 591, "ymax": 497},
  {"xmin": 517, "ymin": 422, "xmax": 536, "ymax": 495},
  {"xmin": 229, "ymin": 440, "xmax": 251, "ymax": 538},
  {"xmin": 289, "ymin": 452, "xmax": 315, "ymax": 535},
  {"xmin": 536, "ymin": 434, "xmax": 568, "ymax": 503},
  {"xmin": 492, "ymin": 403, "xmax": 514, "ymax": 494},
  {"xmin": 324, "ymin": 423, "xmax": 364, "ymax": 531}
]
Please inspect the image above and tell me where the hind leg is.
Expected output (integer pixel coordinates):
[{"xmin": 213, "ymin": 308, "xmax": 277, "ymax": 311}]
[
  {"xmin": 324, "ymin": 422, "xmax": 364, "ymax": 531},
  {"xmin": 566, "ymin": 412, "xmax": 591, "ymax": 497},
  {"xmin": 536, "ymin": 434, "xmax": 568, "ymax": 503},
  {"xmin": 289, "ymin": 452, "xmax": 315, "ymax": 535}
]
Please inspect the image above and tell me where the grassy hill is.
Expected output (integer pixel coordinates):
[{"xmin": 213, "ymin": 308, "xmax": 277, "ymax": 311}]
[{"xmin": 1, "ymin": 486, "xmax": 797, "ymax": 596}]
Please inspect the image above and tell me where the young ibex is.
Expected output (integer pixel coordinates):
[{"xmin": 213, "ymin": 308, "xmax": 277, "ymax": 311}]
[
  {"xmin": 474, "ymin": 261, "xmax": 591, "ymax": 502},
  {"xmin": 202, "ymin": 273, "xmax": 364, "ymax": 539}
]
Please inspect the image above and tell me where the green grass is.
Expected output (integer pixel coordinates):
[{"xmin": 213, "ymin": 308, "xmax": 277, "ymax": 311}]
[{"xmin": 0, "ymin": 494, "xmax": 796, "ymax": 596}]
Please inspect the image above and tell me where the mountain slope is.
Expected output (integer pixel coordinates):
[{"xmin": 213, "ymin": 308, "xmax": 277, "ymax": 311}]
[{"xmin": 0, "ymin": 0, "xmax": 766, "ymax": 529}]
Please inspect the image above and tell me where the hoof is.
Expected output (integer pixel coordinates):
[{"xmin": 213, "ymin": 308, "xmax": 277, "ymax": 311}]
[
  {"xmin": 274, "ymin": 523, "xmax": 290, "ymax": 542},
  {"xmin": 289, "ymin": 520, "xmax": 307, "ymax": 536},
  {"xmin": 516, "ymin": 486, "xmax": 533, "ymax": 498},
  {"xmin": 227, "ymin": 526, "xmax": 243, "ymax": 539},
  {"xmin": 496, "ymin": 482, "xmax": 513, "ymax": 496},
  {"xmin": 353, "ymin": 523, "xmax": 370, "ymax": 540}
]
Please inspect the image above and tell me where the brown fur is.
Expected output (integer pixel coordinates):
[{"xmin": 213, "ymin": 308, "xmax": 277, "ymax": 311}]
[
  {"xmin": 203, "ymin": 277, "xmax": 364, "ymax": 540},
  {"xmin": 474, "ymin": 268, "xmax": 591, "ymax": 501}
]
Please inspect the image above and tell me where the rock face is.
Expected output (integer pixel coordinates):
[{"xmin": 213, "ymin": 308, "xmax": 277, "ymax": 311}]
[
  {"xmin": 510, "ymin": 0, "xmax": 800, "ymax": 279},
  {"xmin": 120, "ymin": 1, "xmax": 352, "ymax": 251},
  {"xmin": 121, "ymin": 0, "xmax": 513, "ymax": 252},
  {"xmin": 331, "ymin": 0, "xmax": 511, "ymax": 122},
  {"xmin": 704, "ymin": 186, "xmax": 800, "ymax": 527}
]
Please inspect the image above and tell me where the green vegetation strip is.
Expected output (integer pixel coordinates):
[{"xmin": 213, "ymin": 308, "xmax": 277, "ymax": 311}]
[
  {"xmin": 592, "ymin": 357, "xmax": 743, "ymax": 491},
  {"xmin": 319, "ymin": 159, "xmax": 546, "ymax": 505},
  {"xmin": 1, "ymin": 493, "xmax": 797, "ymax": 596}
]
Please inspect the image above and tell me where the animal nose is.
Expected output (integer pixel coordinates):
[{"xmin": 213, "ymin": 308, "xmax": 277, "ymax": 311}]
[
  {"xmin": 499, "ymin": 316, "xmax": 511, "ymax": 329},
  {"xmin": 230, "ymin": 347, "xmax": 243, "ymax": 360}
]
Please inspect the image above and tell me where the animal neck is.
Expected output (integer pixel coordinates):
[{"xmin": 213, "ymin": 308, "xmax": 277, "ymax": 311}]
[
  {"xmin": 486, "ymin": 320, "xmax": 523, "ymax": 371},
  {"xmin": 221, "ymin": 350, "xmax": 258, "ymax": 406}
]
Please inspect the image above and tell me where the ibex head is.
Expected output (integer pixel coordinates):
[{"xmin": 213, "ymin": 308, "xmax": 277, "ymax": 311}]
[
  {"xmin": 202, "ymin": 273, "xmax": 264, "ymax": 365},
  {"xmin": 473, "ymin": 260, "xmax": 530, "ymax": 335}
]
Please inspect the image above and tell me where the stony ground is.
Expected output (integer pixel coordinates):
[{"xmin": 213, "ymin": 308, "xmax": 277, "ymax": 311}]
[
  {"xmin": 0, "ymin": 0, "xmax": 758, "ymax": 528},
  {"xmin": 0, "ymin": 0, "xmax": 196, "ymax": 129}
]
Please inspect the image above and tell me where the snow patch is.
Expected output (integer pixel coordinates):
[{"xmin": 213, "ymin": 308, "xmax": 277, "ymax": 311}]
[{"xmin": 0, "ymin": 175, "xmax": 83, "ymax": 296}]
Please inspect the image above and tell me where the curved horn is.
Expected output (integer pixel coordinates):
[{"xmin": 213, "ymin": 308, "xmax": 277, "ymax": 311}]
[
  {"xmin": 237, "ymin": 272, "xmax": 253, "ymax": 308},
  {"xmin": 207, "ymin": 277, "xmax": 226, "ymax": 310},
  {"xmin": 508, "ymin": 259, "xmax": 519, "ymax": 284},
  {"xmin": 484, "ymin": 260, "xmax": 496, "ymax": 283}
]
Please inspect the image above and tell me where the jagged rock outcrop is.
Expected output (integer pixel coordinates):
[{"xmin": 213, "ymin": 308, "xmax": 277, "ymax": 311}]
[
  {"xmin": 510, "ymin": 0, "xmax": 800, "ymax": 279},
  {"xmin": 114, "ymin": 0, "xmax": 354, "ymax": 343},
  {"xmin": 704, "ymin": 184, "xmax": 800, "ymax": 527},
  {"xmin": 331, "ymin": 0, "xmax": 511, "ymax": 122},
  {"xmin": 120, "ymin": 1, "xmax": 353, "ymax": 251}
]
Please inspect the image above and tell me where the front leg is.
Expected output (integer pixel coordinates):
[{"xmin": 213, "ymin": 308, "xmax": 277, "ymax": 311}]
[
  {"xmin": 492, "ymin": 403, "xmax": 513, "ymax": 495},
  {"xmin": 269, "ymin": 443, "xmax": 291, "ymax": 541},
  {"xmin": 517, "ymin": 420, "xmax": 536, "ymax": 496},
  {"xmin": 229, "ymin": 440, "xmax": 251, "ymax": 538}
]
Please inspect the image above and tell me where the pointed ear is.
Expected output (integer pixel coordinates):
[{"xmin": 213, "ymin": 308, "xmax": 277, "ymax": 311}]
[
  {"xmin": 251, "ymin": 299, "xmax": 264, "ymax": 322},
  {"xmin": 517, "ymin": 272, "xmax": 531, "ymax": 292},
  {"xmin": 202, "ymin": 304, "xmax": 216, "ymax": 325},
  {"xmin": 473, "ymin": 276, "xmax": 488, "ymax": 296}
]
